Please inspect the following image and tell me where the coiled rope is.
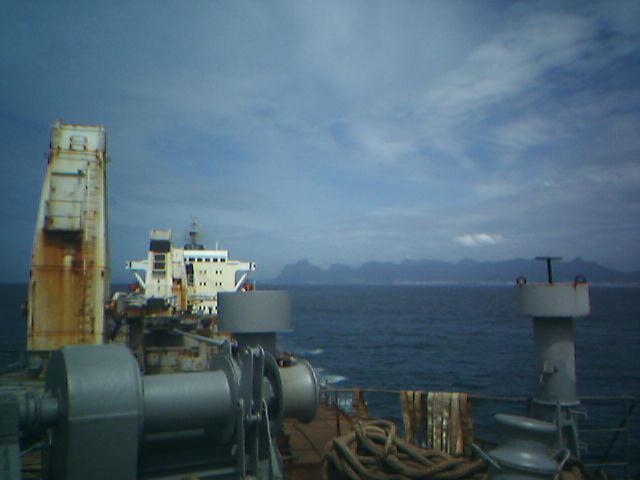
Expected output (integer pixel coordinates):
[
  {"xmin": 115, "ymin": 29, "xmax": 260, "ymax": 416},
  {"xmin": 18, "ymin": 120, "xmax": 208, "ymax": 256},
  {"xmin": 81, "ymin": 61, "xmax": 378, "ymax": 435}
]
[{"xmin": 324, "ymin": 419, "xmax": 487, "ymax": 480}]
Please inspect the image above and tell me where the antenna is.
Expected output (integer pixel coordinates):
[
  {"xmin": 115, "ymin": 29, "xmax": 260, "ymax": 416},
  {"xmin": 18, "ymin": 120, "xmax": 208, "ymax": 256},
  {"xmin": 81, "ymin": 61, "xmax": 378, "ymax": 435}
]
[
  {"xmin": 189, "ymin": 217, "xmax": 198, "ymax": 245},
  {"xmin": 535, "ymin": 256, "xmax": 562, "ymax": 283}
]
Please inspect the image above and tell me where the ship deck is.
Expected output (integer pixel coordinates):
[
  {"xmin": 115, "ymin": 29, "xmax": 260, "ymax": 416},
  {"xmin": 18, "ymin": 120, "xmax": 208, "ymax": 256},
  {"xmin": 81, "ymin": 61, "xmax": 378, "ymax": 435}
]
[{"xmin": 280, "ymin": 402, "xmax": 360, "ymax": 480}]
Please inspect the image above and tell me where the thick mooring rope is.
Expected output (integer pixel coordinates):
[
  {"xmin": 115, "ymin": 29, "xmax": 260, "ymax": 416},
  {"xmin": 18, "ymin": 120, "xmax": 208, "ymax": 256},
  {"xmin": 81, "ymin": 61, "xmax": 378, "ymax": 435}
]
[{"xmin": 324, "ymin": 420, "xmax": 487, "ymax": 480}]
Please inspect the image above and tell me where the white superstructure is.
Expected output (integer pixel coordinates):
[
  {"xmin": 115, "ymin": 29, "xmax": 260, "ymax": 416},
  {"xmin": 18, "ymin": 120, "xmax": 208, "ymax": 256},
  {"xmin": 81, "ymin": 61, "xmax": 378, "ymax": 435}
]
[{"xmin": 126, "ymin": 228, "xmax": 255, "ymax": 315}]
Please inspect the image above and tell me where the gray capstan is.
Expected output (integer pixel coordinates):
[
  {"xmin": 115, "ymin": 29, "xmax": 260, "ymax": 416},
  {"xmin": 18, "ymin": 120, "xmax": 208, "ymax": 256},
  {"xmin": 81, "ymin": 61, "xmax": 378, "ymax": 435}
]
[
  {"xmin": 484, "ymin": 258, "xmax": 590, "ymax": 479},
  {"xmin": 518, "ymin": 258, "xmax": 589, "ymax": 456},
  {"xmin": 484, "ymin": 414, "xmax": 568, "ymax": 480}
]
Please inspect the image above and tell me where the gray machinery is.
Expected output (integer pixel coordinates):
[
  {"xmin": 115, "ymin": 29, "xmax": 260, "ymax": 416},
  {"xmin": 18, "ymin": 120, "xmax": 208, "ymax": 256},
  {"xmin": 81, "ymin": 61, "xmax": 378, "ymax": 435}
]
[
  {"xmin": 4, "ymin": 343, "xmax": 319, "ymax": 480},
  {"xmin": 483, "ymin": 258, "xmax": 589, "ymax": 479},
  {"xmin": 218, "ymin": 291, "xmax": 292, "ymax": 354},
  {"xmin": 482, "ymin": 414, "xmax": 569, "ymax": 480},
  {"xmin": 518, "ymin": 258, "xmax": 589, "ymax": 456}
]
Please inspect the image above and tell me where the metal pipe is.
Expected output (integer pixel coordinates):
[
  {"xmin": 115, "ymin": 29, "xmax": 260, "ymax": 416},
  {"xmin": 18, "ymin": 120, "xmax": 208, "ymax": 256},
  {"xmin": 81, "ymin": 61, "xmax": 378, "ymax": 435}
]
[
  {"xmin": 134, "ymin": 272, "xmax": 146, "ymax": 289},
  {"xmin": 532, "ymin": 317, "xmax": 577, "ymax": 405},
  {"xmin": 234, "ymin": 272, "xmax": 248, "ymax": 291},
  {"xmin": 172, "ymin": 329, "xmax": 232, "ymax": 347}
]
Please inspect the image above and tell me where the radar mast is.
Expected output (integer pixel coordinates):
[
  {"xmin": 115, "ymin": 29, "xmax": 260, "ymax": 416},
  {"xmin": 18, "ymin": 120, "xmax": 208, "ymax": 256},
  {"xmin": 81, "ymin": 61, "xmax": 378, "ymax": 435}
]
[{"xmin": 184, "ymin": 218, "xmax": 204, "ymax": 250}]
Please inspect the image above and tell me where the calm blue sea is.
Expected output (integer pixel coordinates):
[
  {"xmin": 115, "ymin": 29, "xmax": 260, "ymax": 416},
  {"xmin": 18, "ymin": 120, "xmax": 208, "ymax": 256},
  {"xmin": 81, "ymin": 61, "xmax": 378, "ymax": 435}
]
[
  {"xmin": 275, "ymin": 285, "xmax": 640, "ymax": 472},
  {"xmin": 1, "ymin": 283, "xmax": 639, "ymax": 471}
]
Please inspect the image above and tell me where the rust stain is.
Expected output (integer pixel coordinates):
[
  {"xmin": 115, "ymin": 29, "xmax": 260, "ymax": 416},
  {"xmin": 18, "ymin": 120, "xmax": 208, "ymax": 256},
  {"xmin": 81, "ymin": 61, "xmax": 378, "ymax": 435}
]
[{"xmin": 28, "ymin": 231, "xmax": 91, "ymax": 350}]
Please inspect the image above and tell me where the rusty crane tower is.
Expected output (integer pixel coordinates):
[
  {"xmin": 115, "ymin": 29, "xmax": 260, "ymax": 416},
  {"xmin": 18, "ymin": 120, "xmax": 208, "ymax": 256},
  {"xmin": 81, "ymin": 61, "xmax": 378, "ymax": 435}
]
[{"xmin": 27, "ymin": 121, "xmax": 109, "ymax": 368}]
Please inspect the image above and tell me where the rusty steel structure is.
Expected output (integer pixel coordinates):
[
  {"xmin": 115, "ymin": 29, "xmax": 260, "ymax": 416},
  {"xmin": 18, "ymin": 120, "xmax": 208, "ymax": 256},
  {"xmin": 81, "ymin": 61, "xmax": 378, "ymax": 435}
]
[{"xmin": 27, "ymin": 121, "xmax": 109, "ymax": 358}]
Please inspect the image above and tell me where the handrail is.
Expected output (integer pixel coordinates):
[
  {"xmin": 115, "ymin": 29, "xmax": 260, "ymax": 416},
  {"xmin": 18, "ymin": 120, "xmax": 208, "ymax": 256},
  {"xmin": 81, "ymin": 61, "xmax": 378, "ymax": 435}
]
[
  {"xmin": 324, "ymin": 386, "xmax": 529, "ymax": 402},
  {"xmin": 600, "ymin": 396, "xmax": 635, "ymax": 475},
  {"xmin": 324, "ymin": 386, "xmax": 636, "ymax": 401}
]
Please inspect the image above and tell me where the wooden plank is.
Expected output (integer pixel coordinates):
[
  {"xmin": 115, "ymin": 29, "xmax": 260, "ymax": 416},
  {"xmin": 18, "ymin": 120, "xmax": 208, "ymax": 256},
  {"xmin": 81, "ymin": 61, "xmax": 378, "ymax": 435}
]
[
  {"xmin": 433, "ymin": 392, "xmax": 442, "ymax": 451},
  {"xmin": 451, "ymin": 392, "xmax": 462, "ymax": 455},
  {"xmin": 400, "ymin": 391, "xmax": 413, "ymax": 444},
  {"xmin": 427, "ymin": 392, "xmax": 434, "ymax": 450}
]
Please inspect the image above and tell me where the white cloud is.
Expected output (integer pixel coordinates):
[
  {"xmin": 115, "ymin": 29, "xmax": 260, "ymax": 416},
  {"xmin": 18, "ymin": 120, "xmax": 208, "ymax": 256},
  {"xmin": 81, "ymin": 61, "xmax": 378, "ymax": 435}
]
[
  {"xmin": 421, "ymin": 10, "xmax": 595, "ymax": 117},
  {"xmin": 2, "ymin": 1, "xmax": 640, "ymax": 280},
  {"xmin": 491, "ymin": 115, "xmax": 558, "ymax": 156},
  {"xmin": 412, "ymin": 6, "xmax": 615, "ymax": 166},
  {"xmin": 454, "ymin": 233, "xmax": 504, "ymax": 247},
  {"xmin": 348, "ymin": 122, "xmax": 415, "ymax": 165}
]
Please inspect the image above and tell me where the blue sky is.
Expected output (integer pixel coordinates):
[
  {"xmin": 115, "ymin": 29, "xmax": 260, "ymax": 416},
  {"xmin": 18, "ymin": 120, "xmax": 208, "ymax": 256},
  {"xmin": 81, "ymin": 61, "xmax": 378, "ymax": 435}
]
[{"xmin": 1, "ymin": 1, "xmax": 639, "ymax": 281}]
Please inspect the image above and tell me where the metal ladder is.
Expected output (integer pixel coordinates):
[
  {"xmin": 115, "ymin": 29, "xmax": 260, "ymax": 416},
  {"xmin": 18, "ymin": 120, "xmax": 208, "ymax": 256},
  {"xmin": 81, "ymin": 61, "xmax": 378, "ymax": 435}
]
[{"xmin": 79, "ymin": 154, "xmax": 100, "ymax": 343}]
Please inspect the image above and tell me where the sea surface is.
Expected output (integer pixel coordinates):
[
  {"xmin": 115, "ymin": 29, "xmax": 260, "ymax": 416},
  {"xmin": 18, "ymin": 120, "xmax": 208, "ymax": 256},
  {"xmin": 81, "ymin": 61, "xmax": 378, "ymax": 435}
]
[
  {"xmin": 1, "ymin": 283, "xmax": 639, "ymax": 472},
  {"xmin": 276, "ymin": 284, "xmax": 640, "ymax": 473}
]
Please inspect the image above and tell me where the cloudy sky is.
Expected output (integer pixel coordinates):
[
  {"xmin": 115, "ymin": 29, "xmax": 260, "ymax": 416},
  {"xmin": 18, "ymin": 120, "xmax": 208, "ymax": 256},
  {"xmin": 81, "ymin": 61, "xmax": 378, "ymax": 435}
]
[{"xmin": 1, "ymin": 1, "xmax": 639, "ymax": 281}]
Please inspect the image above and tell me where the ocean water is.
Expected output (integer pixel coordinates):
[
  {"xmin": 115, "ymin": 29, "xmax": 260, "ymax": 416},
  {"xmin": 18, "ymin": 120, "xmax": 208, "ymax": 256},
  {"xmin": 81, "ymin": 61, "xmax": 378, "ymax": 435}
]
[
  {"xmin": 275, "ymin": 285, "xmax": 640, "ymax": 472},
  {"xmin": 1, "ymin": 283, "xmax": 638, "ymax": 472},
  {"xmin": 278, "ymin": 285, "xmax": 639, "ymax": 394},
  {"xmin": 0, "ymin": 284, "xmax": 28, "ymax": 369}
]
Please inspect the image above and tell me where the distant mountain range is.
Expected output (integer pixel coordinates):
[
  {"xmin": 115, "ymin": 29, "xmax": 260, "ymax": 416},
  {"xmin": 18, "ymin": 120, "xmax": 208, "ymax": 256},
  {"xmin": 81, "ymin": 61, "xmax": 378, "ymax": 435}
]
[{"xmin": 272, "ymin": 257, "xmax": 640, "ymax": 285}]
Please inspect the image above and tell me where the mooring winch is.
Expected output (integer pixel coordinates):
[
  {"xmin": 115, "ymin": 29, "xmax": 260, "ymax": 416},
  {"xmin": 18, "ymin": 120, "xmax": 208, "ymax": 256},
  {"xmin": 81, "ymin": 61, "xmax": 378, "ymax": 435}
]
[{"xmin": 9, "ymin": 342, "xmax": 319, "ymax": 480}]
